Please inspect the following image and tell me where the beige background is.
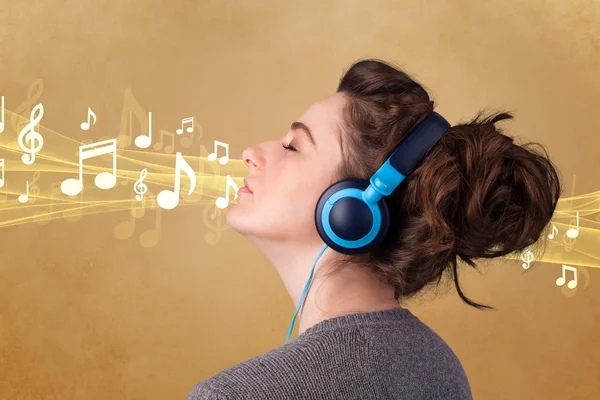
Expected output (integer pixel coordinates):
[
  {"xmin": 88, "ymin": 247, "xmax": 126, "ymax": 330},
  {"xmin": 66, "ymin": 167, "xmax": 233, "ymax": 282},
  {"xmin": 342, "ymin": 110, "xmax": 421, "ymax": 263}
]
[{"xmin": 0, "ymin": 0, "xmax": 599, "ymax": 398}]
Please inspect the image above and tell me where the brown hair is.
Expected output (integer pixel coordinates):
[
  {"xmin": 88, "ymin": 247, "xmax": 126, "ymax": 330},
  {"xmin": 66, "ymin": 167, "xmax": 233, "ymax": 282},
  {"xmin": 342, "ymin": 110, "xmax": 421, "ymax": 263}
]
[{"xmin": 325, "ymin": 58, "xmax": 562, "ymax": 310}]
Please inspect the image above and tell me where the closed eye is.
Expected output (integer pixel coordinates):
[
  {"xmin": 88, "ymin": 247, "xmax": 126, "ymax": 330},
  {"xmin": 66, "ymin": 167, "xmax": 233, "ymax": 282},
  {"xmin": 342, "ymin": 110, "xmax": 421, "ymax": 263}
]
[{"xmin": 282, "ymin": 142, "xmax": 297, "ymax": 152}]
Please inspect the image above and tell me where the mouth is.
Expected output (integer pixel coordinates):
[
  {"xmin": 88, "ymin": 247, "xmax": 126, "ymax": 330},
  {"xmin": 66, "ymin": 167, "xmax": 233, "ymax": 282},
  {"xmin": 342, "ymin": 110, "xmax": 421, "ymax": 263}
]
[{"xmin": 243, "ymin": 178, "xmax": 254, "ymax": 194}]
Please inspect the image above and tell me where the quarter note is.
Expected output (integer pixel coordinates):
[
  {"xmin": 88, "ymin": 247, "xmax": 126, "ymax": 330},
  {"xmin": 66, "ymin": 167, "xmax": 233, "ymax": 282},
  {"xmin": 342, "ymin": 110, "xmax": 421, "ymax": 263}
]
[
  {"xmin": 547, "ymin": 224, "xmax": 558, "ymax": 239},
  {"xmin": 18, "ymin": 180, "xmax": 29, "ymax": 203},
  {"xmin": 556, "ymin": 264, "xmax": 577, "ymax": 289},
  {"xmin": 0, "ymin": 95, "xmax": 4, "ymax": 134},
  {"xmin": 80, "ymin": 107, "xmax": 97, "ymax": 131},
  {"xmin": 61, "ymin": 138, "xmax": 117, "ymax": 196},
  {"xmin": 207, "ymin": 140, "xmax": 229, "ymax": 165},
  {"xmin": 156, "ymin": 152, "xmax": 196, "ymax": 210},
  {"xmin": 215, "ymin": 175, "xmax": 239, "ymax": 209},
  {"xmin": 134, "ymin": 111, "xmax": 153, "ymax": 149},
  {"xmin": 116, "ymin": 87, "xmax": 148, "ymax": 148},
  {"xmin": 176, "ymin": 117, "xmax": 194, "ymax": 135},
  {"xmin": 566, "ymin": 211, "xmax": 579, "ymax": 239}
]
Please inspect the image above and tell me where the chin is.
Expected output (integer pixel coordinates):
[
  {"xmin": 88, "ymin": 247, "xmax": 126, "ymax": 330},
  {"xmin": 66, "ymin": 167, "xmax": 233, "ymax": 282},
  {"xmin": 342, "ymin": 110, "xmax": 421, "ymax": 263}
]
[{"xmin": 225, "ymin": 205, "xmax": 250, "ymax": 235}]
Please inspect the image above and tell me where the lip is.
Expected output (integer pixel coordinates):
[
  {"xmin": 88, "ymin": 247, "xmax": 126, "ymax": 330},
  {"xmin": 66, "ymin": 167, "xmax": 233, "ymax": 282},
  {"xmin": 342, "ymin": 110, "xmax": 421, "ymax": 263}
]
[{"xmin": 243, "ymin": 178, "xmax": 254, "ymax": 194}]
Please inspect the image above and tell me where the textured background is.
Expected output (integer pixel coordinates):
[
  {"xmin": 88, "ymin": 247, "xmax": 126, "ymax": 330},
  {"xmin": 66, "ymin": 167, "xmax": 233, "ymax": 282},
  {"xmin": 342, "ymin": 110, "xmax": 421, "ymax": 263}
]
[{"xmin": 0, "ymin": 0, "xmax": 599, "ymax": 398}]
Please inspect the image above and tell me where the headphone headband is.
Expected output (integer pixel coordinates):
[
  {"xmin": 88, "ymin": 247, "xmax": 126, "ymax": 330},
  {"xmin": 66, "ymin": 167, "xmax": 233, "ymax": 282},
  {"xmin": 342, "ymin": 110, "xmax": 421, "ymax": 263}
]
[{"xmin": 363, "ymin": 111, "xmax": 450, "ymax": 202}]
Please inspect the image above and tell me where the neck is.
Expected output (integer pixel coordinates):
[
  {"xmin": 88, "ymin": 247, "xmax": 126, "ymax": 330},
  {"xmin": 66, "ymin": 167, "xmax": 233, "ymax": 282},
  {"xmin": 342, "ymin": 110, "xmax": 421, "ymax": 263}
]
[{"xmin": 246, "ymin": 235, "xmax": 400, "ymax": 336}]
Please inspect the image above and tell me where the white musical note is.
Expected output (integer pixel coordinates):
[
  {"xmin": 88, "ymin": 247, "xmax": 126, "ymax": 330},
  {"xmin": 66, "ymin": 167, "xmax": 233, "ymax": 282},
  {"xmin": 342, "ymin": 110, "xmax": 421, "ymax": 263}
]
[
  {"xmin": 134, "ymin": 112, "xmax": 153, "ymax": 149},
  {"xmin": 17, "ymin": 103, "xmax": 44, "ymax": 165},
  {"xmin": 547, "ymin": 224, "xmax": 558, "ymax": 239},
  {"xmin": 556, "ymin": 264, "xmax": 577, "ymax": 289},
  {"xmin": 207, "ymin": 140, "xmax": 229, "ymax": 165},
  {"xmin": 216, "ymin": 175, "xmax": 239, "ymax": 209},
  {"xmin": 0, "ymin": 95, "xmax": 4, "ymax": 134},
  {"xmin": 157, "ymin": 152, "xmax": 196, "ymax": 210},
  {"xmin": 80, "ymin": 107, "xmax": 97, "ymax": 131},
  {"xmin": 61, "ymin": 138, "xmax": 117, "ymax": 196},
  {"xmin": 0, "ymin": 158, "xmax": 4, "ymax": 188},
  {"xmin": 176, "ymin": 117, "xmax": 194, "ymax": 135},
  {"xmin": 18, "ymin": 180, "xmax": 29, "ymax": 203},
  {"xmin": 566, "ymin": 211, "xmax": 579, "ymax": 239},
  {"xmin": 134, "ymin": 168, "xmax": 148, "ymax": 201},
  {"xmin": 519, "ymin": 246, "xmax": 534, "ymax": 269}
]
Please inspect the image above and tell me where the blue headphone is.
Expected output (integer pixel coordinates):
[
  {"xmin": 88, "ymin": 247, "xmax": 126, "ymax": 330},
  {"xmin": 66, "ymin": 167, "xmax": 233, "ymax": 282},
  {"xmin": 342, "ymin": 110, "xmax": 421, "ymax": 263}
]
[{"xmin": 285, "ymin": 111, "xmax": 451, "ymax": 344}]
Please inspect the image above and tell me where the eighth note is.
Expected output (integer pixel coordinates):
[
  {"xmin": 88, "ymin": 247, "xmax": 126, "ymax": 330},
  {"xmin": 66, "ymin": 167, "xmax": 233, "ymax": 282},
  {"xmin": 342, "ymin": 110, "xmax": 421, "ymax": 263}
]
[
  {"xmin": 176, "ymin": 117, "xmax": 194, "ymax": 135},
  {"xmin": 18, "ymin": 180, "xmax": 29, "ymax": 204},
  {"xmin": 157, "ymin": 152, "xmax": 196, "ymax": 210},
  {"xmin": 556, "ymin": 264, "xmax": 577, "ymax": 289},
  {"xmin": 61, "ymin": 138, "xmax": 117, "ymax": 196},
  {"xmin": 216, "ymin": 175, "xmax": 239, "ymax": 209},
  {"xmin": 207, "ymin": 140, "xmax": 229, "ymax": 165},
  {"xmin": 134, "ymin": 168, "xmax": 148, "ymax": 201},
  {"xmin": 547, "ymin": 224, "xmax": 558, "ymax": 239},
  {"xmin": 80, "ymin": 107, "xmax": 97, "ymax": 131}
]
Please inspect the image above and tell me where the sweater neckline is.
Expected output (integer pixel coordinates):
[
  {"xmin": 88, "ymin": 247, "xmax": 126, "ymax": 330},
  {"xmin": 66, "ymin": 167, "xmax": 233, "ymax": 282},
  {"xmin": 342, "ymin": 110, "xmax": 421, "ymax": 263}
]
[{"xmin": 297, "ymin": 306, "xmax": 412, "ymax": 337}]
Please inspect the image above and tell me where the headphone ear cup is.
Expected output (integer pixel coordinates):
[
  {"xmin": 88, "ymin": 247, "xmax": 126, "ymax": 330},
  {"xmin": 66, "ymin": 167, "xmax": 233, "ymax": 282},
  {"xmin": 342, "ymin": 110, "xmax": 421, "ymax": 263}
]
[{"xmin": 315, "ymin": 178, "xmax": 391, "ymax": 255}]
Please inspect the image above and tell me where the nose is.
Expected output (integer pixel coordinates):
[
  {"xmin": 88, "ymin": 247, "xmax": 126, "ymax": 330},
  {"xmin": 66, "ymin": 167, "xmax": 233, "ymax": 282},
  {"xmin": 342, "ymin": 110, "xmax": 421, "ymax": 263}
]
[
  {"xmin": 242, "ymin": 146, "xmax": 258, "ymax": 169},
  {"xmin": 242, "ymin": 139, "xmax": 280, "ymax": 170}
]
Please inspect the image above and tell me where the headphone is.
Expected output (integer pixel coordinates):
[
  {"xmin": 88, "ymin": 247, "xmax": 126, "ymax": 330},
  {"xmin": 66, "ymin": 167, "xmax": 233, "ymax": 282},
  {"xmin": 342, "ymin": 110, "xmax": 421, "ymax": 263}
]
[{"xmin": 285, "ymin": 111, "xmax": 451, "ymax": 344}]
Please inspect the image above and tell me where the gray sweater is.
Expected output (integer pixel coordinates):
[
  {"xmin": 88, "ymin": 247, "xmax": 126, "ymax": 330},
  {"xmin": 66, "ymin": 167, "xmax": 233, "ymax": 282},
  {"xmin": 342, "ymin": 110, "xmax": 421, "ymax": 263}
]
[{"xmin": 186, "ymin": 307, "xmax": 473, "ymax": 399}]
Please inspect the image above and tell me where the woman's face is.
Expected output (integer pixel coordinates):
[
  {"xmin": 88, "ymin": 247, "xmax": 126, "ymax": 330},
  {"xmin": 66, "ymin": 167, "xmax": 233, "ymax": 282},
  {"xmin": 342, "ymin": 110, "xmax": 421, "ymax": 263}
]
[{"xmin": 226, "ymin": 92, "xmax": 347, "ymax": 243}]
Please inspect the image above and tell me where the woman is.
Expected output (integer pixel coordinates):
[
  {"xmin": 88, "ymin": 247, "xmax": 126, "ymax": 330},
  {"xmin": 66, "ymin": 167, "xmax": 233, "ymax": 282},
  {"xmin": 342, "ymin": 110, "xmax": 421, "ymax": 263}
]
[{"xmin": 186, "ymin": 58, "xmax": 561, "ymax": 399}]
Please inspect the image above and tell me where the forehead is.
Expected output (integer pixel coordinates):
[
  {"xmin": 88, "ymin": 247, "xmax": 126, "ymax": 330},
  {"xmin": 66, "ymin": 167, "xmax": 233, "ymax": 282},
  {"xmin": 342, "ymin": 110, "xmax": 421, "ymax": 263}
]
[{"xmin": 296, "ymin": 92, "xmax": 346, "ymax": 145}]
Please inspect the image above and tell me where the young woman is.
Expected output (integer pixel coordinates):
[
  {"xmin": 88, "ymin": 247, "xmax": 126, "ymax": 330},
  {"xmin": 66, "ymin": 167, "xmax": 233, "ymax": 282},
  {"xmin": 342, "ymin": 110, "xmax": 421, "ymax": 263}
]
[{"xmin": 186, "ymin": 58, "xmax": 561, "ymax": 400}]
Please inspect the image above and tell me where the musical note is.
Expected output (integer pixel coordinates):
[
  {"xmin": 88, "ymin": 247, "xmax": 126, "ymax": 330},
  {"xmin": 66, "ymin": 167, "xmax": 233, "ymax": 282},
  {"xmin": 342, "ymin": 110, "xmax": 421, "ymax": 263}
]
[
  {"xmin": 62, "ymin": 185, "xmax": 83, "ymax": 223},
  {"xmin": 207, "ymin": 140, "xmax": 229, "ymax": 165},
  {"xmin": 29, "ymin": 171, "xmax": 41, "ymax": 204},
  {"xmin": 157, "ymin": 152, "xmax": 196, "ymax": 210},
  {"xmin": 182, "ymin": 142, "xmax": 221, "ymax": 204},
  {"xmin": 215, "ymin": 175, "xmax": 239, "ymax": 209},
  {"xmin": 10, "ymin": 79, "xmax": 43, "ymax": 134},
  {"xmin": 80, "ymin": 107, "xmax": 97, "ymax": 130},
  {"xmin": 519, "ymin": 246, "xmax": 534, "ymax": 269},
  {"xmin": 176, "ymin": 117, "xmax": 194, "ymax": 135},
  {"xmin": 18, "ymin": 180, "xmax": 29, "ymax": 203},
  {"xmin": 116, "ymin": 87, "xmax": 148, "ymax": 148},
  {"xmin": 556, "ymin": 264, "xmax": 577, "ymax": 289},
  {"xmin": 61, "ymin": 138, "xmax": 117, "ymax": 196},
  {"xmin": 114, "ymin": 190, "xmax": 152, "ymax": 239},
  {"xmin": 202, "ymin": 204, "xmax": 228, "ymax": 245},
  {"xmin": 0, "ymin": 158, "xmax": 4, "ymax": 188},
  {"xmin": 0, "ymin": 95, "xmax": 4, "ymax": 134},
  {"xmin": 134, "ymin": 168, "xmax": 148, "ymax": 201},
  {"xmin": 153, "ymin": 129, "xmax": 175, "ymax": 153},
  {"xmin": 17, "ymin": 103, "xmax": 45, "ymax": 165},
  {"xmin": 566, "ymin": 211, "xmax": 579, "ymax": 239},
  {"xmin": 547, "ymin": 224, "xmax": 558, "ymax": 239},
  {"xmin": 134, "ymin": 112, "xmax": 153, "ymax": 149},
  {"xmin": 139, "ymin": 206, "xmax": 162, "ymax": 248}
]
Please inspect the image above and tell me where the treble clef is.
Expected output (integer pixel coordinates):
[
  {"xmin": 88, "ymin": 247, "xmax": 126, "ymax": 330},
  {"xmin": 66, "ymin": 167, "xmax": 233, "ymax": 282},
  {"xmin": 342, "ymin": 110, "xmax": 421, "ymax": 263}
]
[
  {"xmin": 17, "ymin": 103, "xmax": 45, "ymax": 165},
  {"xmin": 134, "ymin": 168, "xmax": 148, "ymax": 201}
]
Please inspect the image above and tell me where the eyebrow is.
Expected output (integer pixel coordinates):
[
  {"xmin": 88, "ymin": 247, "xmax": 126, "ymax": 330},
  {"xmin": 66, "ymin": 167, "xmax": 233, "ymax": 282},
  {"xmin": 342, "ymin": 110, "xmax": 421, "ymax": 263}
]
[{"xmin": 290, "ymin": 121, "xmax": 316, "ymax": 148}]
